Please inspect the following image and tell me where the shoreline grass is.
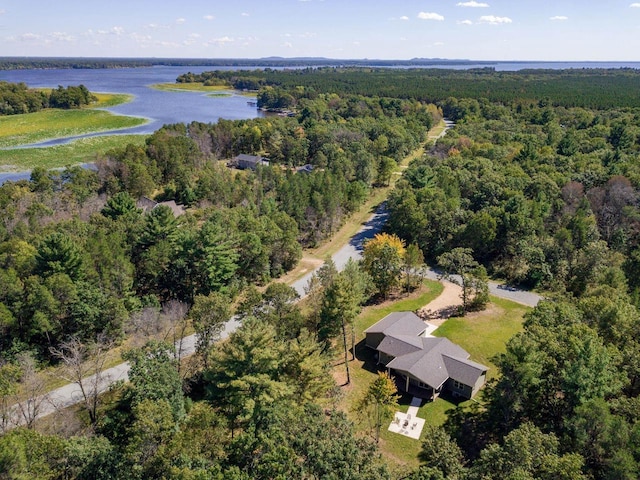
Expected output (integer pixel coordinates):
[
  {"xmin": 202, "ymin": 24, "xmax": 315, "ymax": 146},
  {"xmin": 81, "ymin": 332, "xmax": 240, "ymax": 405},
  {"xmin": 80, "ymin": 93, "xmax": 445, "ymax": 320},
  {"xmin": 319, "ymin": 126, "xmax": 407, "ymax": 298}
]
[
  {"xmin": 150, "ymin": 82, "xmax": 231, "ymax": 92},
  {"xmin": 0, "ymin": 91, "xmax": 147, "ymax": 171},
  {"xmin": 0, "ymin": 134, "xmax": 148, "ymax": 171},
  {"xmin": 0, "ymin": 91, "xmax": 145, "ymax": 152},
  {"xmin": 0, "ymin": 109, "xmax": 147, "ymax": 149}
]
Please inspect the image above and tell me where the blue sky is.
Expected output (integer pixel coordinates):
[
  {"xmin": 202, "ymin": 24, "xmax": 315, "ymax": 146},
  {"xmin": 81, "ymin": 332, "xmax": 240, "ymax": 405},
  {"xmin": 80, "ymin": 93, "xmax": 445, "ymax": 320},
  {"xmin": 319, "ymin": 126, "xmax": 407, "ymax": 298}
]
[{"xmin": 1, "ymin": 1, "xmax": 640, "ymax": 60}]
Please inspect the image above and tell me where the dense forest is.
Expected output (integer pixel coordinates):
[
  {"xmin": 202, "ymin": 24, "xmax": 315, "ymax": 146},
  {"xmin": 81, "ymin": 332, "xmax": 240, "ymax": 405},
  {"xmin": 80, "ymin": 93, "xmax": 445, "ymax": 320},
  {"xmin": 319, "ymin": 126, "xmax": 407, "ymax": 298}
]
[
  {"xmin": 179, "ymin": 67, "xmax": 640, "ymax": 109},
  {"xmin": 0, "ymin": 84, "xmax": 434, "ymax": 360},
  {"xmin": 0, "ymin": 82, "xmax": 96, "ymax": 115},
  {"xmin": 3, "ymin": 66, "xmax": 640, "ymax": 479}
]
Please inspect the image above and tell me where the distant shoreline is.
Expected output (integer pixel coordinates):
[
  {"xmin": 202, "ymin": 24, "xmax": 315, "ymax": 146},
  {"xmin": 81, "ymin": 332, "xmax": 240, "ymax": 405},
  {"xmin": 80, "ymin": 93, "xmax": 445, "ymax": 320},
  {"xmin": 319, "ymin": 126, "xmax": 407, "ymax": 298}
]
[{"xmin": 1, "ymin": 57, "xmax": 640, "ymax": 71}]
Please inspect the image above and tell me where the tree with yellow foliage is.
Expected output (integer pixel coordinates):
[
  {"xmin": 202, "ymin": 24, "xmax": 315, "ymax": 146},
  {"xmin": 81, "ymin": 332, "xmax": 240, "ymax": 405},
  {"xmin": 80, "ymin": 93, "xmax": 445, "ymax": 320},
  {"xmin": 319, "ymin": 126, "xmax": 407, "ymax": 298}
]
[{"xmin": 362, "ymin": 233, "xmax": 406, "ymax": 298}]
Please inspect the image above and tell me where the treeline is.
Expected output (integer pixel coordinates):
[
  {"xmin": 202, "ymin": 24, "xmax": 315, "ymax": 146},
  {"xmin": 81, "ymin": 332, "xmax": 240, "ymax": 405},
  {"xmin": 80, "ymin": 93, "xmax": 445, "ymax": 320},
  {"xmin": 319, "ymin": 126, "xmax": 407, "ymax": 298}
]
[
  {"xmin": 0, "ymin": 82, "xmax": 96, "ymax": 115},
  {"xmin": 179, "ymin": 67, "xmax": 640, "ymax": 109}
]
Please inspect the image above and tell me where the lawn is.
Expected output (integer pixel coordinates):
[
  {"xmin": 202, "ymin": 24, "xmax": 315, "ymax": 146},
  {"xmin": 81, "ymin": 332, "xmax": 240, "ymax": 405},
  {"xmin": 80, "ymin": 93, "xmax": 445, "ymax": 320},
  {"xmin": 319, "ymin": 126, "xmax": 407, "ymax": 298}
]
[
  {"xmin": 338, "ymin": 289, "xmax": 529, "ymax": 469},
  {"xmin": 0, "ymin": 135, "xmax": 148, "ymax": 171},
  {"xmin": 433, "ymin": 296, "xmax": 529, "ymax": 379}
]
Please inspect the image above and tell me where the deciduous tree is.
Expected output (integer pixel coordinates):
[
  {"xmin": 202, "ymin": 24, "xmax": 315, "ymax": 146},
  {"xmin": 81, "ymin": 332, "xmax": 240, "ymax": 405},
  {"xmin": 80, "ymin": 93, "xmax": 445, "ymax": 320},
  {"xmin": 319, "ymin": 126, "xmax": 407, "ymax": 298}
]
[
  {"xmin": 357, "ymin": 371, "xmax": 400, "ymax": 443},
  {"xmin": 362, "ymin": 232, "xmax": 406, "ymax": 298}
]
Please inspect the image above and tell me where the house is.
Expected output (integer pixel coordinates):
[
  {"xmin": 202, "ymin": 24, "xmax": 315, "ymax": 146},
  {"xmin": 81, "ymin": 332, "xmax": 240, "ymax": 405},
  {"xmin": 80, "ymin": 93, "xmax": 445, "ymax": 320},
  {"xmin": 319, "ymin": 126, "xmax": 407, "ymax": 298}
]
[
  {"xmin": 364, "ymin": 311, "xmax": 488, "ymax": 400},
  {"xmin": 232, "ymin": 154, "xmax": 270, "ymax": 171},
  {"xmin": 137, "ymin": 197, "xmax": 186, "ymax": 217},
  {"xmin": 296, "ymin": 164, "xmax": 314, "ymax": 174}
]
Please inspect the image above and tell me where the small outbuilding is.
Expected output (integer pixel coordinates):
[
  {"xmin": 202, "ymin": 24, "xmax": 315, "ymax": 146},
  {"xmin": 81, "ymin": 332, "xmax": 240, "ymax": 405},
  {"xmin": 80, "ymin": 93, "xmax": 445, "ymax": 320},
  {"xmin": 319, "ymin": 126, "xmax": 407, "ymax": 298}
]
[{"xmin": 231, "ymin": 154, "xmax": 270, "ymax": 171}]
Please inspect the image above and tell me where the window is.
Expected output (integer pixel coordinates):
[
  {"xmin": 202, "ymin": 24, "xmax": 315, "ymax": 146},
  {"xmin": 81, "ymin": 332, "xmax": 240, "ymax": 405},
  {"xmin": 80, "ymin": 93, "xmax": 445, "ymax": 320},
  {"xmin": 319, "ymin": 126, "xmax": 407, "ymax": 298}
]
[{"xmin": 453, "ymin": 380, "xmax": 465, "ymax": 390}]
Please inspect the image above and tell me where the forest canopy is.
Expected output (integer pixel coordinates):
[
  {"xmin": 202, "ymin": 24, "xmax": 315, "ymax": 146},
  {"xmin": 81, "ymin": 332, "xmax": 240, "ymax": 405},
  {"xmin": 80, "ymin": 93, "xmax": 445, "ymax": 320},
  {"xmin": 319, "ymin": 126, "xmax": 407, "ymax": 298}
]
[
  {"xmin": 0, "ymin": 81, "xmax": 97, "ymax": 115},
  {"xmin": 4, "ymin": 66, "xmax": 640, "ymax": 479}
]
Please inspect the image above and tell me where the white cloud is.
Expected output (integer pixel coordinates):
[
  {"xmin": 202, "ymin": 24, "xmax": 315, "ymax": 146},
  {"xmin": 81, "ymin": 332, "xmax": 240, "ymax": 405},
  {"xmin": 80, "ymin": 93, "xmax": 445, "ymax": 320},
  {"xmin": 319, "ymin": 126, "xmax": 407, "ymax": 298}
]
[
  {"xmin": 457, "ymin": 1, "xmax": 489, "ymax": 7},
  {"xmin": 0, "ymin": 9, "xmax": 6, "ymax": 15},
  {"xmin": 418, "ymin": 12, "xmax": 444, "ymax": 21},
  {"xmin": 458, "ymin": 19, "xmax": 473, "ymax": 25},
  {"xmin": 207, "ymin": 36, "xmax": 234, "ymax": 46},
  {"xmin": 176, "ymin": 18, "xmax": 186, "ymax": 24},
  {"xmin": 204, "ymin": 15, "xmax": 215, "ymax": 21},
  {"xmin": 241, "ymin": 12, "xmax": 250, "ymax": 16},
  {"xmin": 157, "ymin": 41, "xmax": 180, "ymax": 48},
  {"xmin": 550, "ymin": 15, "xmax": 568, "ymax": 21},
  {"xmin": 630, "ymin": 3, "xmax": 640, "ymax": 7},
  {"xmin": 478, "ymin": 15, "xmax": 512, "ymax": 24},
  {"xmin": 400, "ymin": 15, "xmax": 409, "ymax": 21},
  {"xmin": 282, "ymin": 41, "xmax": 293, "ymax": 48},
  {"xmin": 50, "ymin": 32, "xmax": 76, "ymax": 42},
  {"xmin": 16, "ymin": 33, "xmax": 41, "ymax": 42},
  {"xmin": 434, "ymin": 41, "xmax": 445, "ymax": 46},
  {"xmin": 130, "ymin": 33, "xmax": 152, "ymax": 46}
]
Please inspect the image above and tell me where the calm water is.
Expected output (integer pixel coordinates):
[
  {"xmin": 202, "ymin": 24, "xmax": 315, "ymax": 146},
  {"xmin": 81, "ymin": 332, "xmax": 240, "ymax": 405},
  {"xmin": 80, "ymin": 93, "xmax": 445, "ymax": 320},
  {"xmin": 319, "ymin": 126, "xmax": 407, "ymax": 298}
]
[{"xmin": 0, "ymin": 65, "xmax": 263, "ymax": 140}]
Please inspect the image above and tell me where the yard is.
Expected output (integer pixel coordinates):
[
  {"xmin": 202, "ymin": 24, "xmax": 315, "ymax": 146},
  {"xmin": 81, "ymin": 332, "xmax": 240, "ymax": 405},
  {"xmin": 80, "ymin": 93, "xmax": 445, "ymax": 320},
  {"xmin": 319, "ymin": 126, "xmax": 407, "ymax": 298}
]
[{"xmin": 335, "ymin": 285, "xmax": 530, "ymax": 469}]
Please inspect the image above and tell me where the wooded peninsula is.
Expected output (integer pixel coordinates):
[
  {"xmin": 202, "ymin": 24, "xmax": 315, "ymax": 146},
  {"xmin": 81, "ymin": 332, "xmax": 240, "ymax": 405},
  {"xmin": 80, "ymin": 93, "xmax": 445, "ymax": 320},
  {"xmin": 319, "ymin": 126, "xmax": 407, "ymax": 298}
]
[{"xmin": 2, "ymin": 66, "xmax": 640, "ymax": 479}]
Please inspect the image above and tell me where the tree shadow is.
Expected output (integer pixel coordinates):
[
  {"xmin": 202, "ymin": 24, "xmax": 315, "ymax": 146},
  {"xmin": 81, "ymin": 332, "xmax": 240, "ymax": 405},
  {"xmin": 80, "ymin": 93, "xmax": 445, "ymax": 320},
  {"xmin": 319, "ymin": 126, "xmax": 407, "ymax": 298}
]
[
  {"xmin": 354, "ymin": 339, "xmax": 382, "ymax": 374},
  {"xmin": 348, "ymin": 202, "xmax": 389, "ymax": 253}
]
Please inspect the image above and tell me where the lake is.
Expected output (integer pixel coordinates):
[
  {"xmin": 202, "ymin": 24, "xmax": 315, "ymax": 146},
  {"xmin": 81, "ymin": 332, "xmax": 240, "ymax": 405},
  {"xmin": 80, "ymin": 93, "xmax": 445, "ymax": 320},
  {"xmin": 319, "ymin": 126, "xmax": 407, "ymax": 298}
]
[{"xmin": 0, "ymin": 65, "xmax": 264, "ymax": 141}]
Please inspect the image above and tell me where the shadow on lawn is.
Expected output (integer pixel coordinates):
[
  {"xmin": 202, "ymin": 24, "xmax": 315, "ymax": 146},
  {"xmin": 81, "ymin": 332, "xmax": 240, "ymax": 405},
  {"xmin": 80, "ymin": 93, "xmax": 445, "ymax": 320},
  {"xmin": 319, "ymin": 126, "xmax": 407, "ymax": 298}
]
[{"xmin": 354, "ymin": 339, "xmax": 381, "ymax": 375}]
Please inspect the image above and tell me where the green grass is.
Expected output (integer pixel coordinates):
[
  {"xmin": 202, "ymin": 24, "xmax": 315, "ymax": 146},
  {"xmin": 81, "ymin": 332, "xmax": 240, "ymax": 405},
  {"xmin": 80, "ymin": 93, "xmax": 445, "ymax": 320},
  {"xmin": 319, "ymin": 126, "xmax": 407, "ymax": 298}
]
[
  {"xmin": 206, "ymin": 93, "xmax": 233, "ymax": 98},
  {"xmin": 433, "ymin": 296, "xmax": 528, "ymax": 379},
  {"xmin": 92, "ymin": 92, "xmax": 135, "ymax": 108},
  {"xmin": 0, "ymin": 109, "xmax": 146, "ymax": 149},
  {"xmin": 0, "ymin": 91, "xmax": 147, "ymax": 171},
  {"xmin": 340, "ymin": 289, "xmax": 529, "ymax": 469},
  {"xmin": 150, "ymin": 82, "xmax": 231, "ymax": 92},
  {"xmin": 0, "ymin": 135, "xmax": 147, "ymax": 171}
]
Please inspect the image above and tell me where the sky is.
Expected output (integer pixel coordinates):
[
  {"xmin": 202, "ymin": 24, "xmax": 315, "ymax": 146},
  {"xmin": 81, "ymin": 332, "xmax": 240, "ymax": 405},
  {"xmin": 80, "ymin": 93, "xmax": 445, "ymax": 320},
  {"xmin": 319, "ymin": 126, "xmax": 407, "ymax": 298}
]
[{"xmin": 1, "ymin": 1, "xmax": 640, "ymax": 61}]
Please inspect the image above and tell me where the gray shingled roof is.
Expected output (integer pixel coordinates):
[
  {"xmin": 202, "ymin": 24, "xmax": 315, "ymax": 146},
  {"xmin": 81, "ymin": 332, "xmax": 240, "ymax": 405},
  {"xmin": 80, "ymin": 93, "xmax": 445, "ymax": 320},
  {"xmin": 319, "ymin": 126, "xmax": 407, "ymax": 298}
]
[
  {"xmin": 377, "ymin": 334, "xmax": 424, "ymax": 358},
  {"xmin": 387, "ymin": 337, "xmax": 473, "ymax": 388},
  {"xmin": 442, "ymin": 354, "xmax": 487, "ymax": 387},
  {"xmin": 364, "ymin": 311, "xmax": 426, "ymax": 337},
  {"xmin": 369, "ymin": 312, "xmax": 489, "ymax": 389}
]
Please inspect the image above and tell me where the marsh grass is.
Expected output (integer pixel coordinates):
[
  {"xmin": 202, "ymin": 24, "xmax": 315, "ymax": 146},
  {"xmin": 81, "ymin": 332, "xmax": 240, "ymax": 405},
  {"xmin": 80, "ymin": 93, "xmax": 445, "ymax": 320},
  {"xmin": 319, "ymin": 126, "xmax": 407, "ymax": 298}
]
[
  {"xmin": 151, "ymin": 82, "xmax": 231, "ymax": 92},
  {"xmin": 0, "ymin": 135, "xmax": 147, "ymax": 171},
  {"xmin": 0, "ymin": 109, "xmax": 146, "ymax": 149}
]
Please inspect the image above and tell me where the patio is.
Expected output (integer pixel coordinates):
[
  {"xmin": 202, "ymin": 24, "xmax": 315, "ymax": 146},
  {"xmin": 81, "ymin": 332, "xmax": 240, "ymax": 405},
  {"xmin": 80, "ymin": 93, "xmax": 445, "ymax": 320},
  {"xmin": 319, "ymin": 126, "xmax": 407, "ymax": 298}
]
[{"xmin": 388, "ymin": 396, "xmax": 425, "ymax": 440}]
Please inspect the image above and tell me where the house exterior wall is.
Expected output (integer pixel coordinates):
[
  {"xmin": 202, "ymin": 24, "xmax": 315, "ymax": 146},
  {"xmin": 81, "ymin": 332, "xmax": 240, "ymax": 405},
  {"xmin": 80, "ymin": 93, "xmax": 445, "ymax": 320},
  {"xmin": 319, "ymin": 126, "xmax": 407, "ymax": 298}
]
[
  {"xmin": 379, "ymin": 352, "xmax": 394, "ymax": 366},
  {"xmin": 365, "ymin": 332, "xmax": 385, "ymax": 350},
  {"xmin": 444, "ymin": 378, "xmax": 471, "ymax": 399},
  {"xmin": 470, "ymin": 371, "xmax": 487, "ymax": 397}
]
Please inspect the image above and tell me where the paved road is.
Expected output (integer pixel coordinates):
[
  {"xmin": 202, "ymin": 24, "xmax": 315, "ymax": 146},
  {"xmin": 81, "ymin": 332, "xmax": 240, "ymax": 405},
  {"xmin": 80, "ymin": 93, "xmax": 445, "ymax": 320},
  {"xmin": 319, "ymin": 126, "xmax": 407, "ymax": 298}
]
[{"xmin": 5, "ymin": 118, "xmax": 540, "ymax": 428}]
